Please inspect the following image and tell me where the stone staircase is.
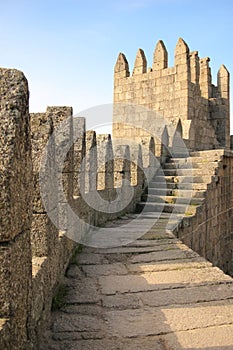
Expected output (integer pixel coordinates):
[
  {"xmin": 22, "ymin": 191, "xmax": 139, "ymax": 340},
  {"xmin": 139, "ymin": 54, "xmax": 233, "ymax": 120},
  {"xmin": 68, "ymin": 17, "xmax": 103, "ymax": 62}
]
[
  {"xmin": 40, "ymin": 150, "xmax": 233, "ymax": 350},
  {"xmin": 137, "ymin": 150, "xmax": 223, "ymax": 229}
]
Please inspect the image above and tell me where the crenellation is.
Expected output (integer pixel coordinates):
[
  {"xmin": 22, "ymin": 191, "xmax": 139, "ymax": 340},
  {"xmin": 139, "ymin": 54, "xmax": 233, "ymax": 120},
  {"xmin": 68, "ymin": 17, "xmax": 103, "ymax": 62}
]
[
  {"xmin": 114, "ymin": 52, "xmax": 130, "ymax": 78},
  {"xmin": 0, "ymin": 37, "xmax": 232, "ymax": 349},
  {"xmin": 133, "ymin": 48, "xmax": 147, "ymax": 75},
  {"xmin": 199, "ymin": 57, "xmax": 212, "ymax": 99},
  {"xmin": 153, "ymin": 40, "xmax": 168, "ymax": 71},
  {"xmin": 189, "ymin": 51, "xmax": 200, "ymax": 84},
  {"xmin": 85, "ymin": 130, "xmax": 97, "ymax": 192},
  {"xmin": 113, "ymin": 38, "xmax": 230, "ymax": 151},
  {"xmin": 174, "ymin": 38, "xmax": 190, "ymax": 65},
  {"xmin": 0, "ymin": 68, "xmax": 32, "ymax": 242},
  {"xmin": 73, "ymin": 116, "xmax": 86, "ymax": 197},
  {"xmin": 96, "ymin": 134, "xmax": 113, "ymax": 191},
  {"xmin": 218, "ymin": 64, "xmax": 230, "ymax": 99}
]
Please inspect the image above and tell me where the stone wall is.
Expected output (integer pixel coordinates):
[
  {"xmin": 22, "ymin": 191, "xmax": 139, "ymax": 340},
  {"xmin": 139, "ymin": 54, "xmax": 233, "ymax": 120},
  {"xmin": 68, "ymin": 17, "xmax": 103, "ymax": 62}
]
[
  {"xmin": 175, "ymin": 150, "xmax": 233, "ymax": 277},
  {"xmin": 0, "ymin": 68, "xmax": 32, "ymax": 349},
  {"xmin": 0, "ymin": 39, "xmax": 232, "ymax": 349},
  {"xmin": 0, "ymin": 68, "xmax": 157, "ymax": 349},
  {"xmin": 113, "ymin": 38, "xmax": 230, "ymax": 152}
]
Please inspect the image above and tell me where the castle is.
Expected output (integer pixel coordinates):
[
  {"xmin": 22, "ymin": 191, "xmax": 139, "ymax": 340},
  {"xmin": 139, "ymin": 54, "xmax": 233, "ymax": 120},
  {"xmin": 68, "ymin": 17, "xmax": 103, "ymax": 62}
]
[
  {"xmin": 113, "ymin": 38, "xmax": 230, "ymax": 153},
  {"xmin": 0, "ymin": 38, "xmax": 233, "ymax": 349}
]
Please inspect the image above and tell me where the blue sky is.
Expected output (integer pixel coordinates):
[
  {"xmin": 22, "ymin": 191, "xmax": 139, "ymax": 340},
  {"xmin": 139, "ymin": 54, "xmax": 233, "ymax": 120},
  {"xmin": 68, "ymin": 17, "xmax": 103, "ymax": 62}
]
[{"xmin": 1, "ymin": 0, "xmax": 233, "ymax": 131}]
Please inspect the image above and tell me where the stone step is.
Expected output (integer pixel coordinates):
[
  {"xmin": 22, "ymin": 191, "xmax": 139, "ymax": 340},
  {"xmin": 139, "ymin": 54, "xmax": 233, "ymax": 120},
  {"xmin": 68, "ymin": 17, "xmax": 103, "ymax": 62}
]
[
  {"xmin": 152, "ymin": 175, "xmax": 212, "ymax": 184},
  {"xmin": 148, "ymin": 188, "xmax": 206, "ymax": 198},
  {"xmin": 169, "ymin": 156, "xmax": 220, "ymax": 164},
  {"xmin": 164, "ymin": 161, "xmax": 219, "ymax": 170},
  {"xmin": 169, "ymin": 153, "xmax": 190, "ymax": 158},
  {"xmin": 190, "ymin": 149, "xmax": 224, "ymax": 157},
  {"xmin": 136, "ymin": 201, "xmax": 199, "ymax": 214},
  {"xmin": 163, "ymin": 167, "xmax": 217, "ymax": 176},
  {"xmin": 149, "ymin": 182, "xmax": 208, "ymax": 190},
  {"xmin": 169, "ymin": 156, "xmax": 202, "ymax": 163},
  {"xmin": 142, "ymin": 194, "xmax": 204, "ymax": 206}
]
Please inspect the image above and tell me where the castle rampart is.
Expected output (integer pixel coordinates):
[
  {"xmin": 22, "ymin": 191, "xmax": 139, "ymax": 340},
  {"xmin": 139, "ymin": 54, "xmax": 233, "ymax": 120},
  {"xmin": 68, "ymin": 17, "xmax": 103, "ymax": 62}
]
[
  {"xmin": 113, "ymin": 38, "xmax": 230, "ymax": 152},
  {"xmin": 0, "ymin": 68, "xmax": 157, "ymax": 348},
  {"xmin": 0, "ymin": 38, "xmax": 233, "ymax": 349}
]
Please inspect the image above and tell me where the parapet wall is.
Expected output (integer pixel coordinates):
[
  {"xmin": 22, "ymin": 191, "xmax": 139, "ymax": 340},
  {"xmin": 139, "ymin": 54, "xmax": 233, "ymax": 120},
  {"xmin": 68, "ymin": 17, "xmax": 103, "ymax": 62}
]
[
  {"xmin": 113, "ymin": 38, "xmax": 230, "ymax": 152},
  {"xmin": 175, "ymin": 150, "xmax": 233, "ymax": 277},
  {"xmin": 0, "ymin": 68, "xmax": 161, "ymax": 349},
  {"xmin": 0, "ymin": 40, "xmax": 231, "ymax": 349}
]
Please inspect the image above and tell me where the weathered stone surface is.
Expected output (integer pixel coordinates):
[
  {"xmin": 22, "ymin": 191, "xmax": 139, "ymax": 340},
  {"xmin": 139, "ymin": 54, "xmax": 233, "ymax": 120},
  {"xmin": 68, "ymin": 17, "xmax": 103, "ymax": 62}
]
[
  {"xmin": 128, "ymin": 247, "xmax": 199, "ymax": 264},
  {"xmin": 1, "ymin": 37, "xmax": 233, "ymax": 350},
  {"xmin": 64, "ymin": 278, "xmax": 101, "ymax": 304},
  {"xmin": 102, "ymin": 293, "xmax": 141, "ymax": 310},
  {"xmin": 0, "ymin": 319, "xmax": 10, "ymax": 350},
  {"xmin": 105, "ymin": 299, "xmax": 233, "ymax": 337},
  {"xmin": 82, "ymin": 263, "xmax": 128, "ymax": 276},
  {"xmin": 98, "ymin": 267, "xmax": 232, "ymax": 295},
  {"xmin": 43, "ymin": 337, "xmax": 165, "ymax": 350},
  {"xmin": 0, "ymin": 68, "xmax": 32, "ymax": 241},
  {"xmin": 113, "ymin": 38, "xmax": 229, "ymax": 152},
  {"xmin": 127, "ymin": 257, "xmax": 211, "ymax": 273},
  {"xmin": 31, "ymin": 213, "xmax": 58, "ymax": 257},
  {"xmin": 52, "ymin": 314, "xmax": 105, "ymax": 333},
  {"xmin": 161, "ymin": 325, "xmax": 233, "ymax": 349},
  {"xmin": 40, "ymin": 208, "xmax": 233, "ymax": 350},
  {"xmin": 77, "ymin": 253, "xmax": 109, "ymax": 265},
  {"xmin": 0, "ymin": 231, "xmax": 32, "ymax": 349}
]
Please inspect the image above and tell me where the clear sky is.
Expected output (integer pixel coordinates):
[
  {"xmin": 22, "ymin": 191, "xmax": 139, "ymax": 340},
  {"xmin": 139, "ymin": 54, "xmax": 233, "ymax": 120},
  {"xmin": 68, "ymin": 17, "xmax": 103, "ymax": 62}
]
[{"xmin": 1, "ymin": 0, "xmax": 233, "ymax": 131}]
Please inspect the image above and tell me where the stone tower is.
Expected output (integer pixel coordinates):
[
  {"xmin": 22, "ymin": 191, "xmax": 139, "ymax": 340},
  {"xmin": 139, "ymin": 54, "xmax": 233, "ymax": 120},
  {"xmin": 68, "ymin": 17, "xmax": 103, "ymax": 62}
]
[{"xmin": 113, "ymin": 38, "xmax": 230, "ymax": 153}]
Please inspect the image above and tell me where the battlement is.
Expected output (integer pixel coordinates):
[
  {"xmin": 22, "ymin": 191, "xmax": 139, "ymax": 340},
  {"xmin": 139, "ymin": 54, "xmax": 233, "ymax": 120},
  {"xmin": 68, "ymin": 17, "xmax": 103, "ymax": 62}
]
[
  {"xmin": 113, "ymin": 38, "xmax": 230, "ymax": 151},
  {"xmin": 0, "ymin": 39, "xmax": 232, "ymax": 349},
  {"xmin": 0, "ymin": 67, "xmax": 165, "ymax": 349},
  {"xmin": 114, "ymin": 38, "xmax": 228, "ymax": 97}
]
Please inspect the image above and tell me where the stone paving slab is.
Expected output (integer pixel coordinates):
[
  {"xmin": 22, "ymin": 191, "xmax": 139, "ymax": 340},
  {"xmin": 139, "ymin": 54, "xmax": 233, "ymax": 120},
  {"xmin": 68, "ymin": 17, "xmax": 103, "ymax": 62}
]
[
  {"xmin": 160, "ymin": 325, "xmax": 233, "ymax": 349},
  {"xmin": 99, "ymin": 267, "xmax": 232, "ymax": 295},
  {"xmin": 82, "ymin": 263, "xmax": 128, "ymax": 276},
  {"xmin": 45, "ymin": 336, "xmax": 165, "ymax": 350},
  {"xmin": 127, "ymin": 257, "xmax": 212, "ymax": 272},
  {"xmin": 82, "ymin": 243, "xmax": 182, "ymax": 255},
  {"xmin": 41, "ymin": 218, "xmax": 233, "ymax": 350},
  {"xmin": 129, "ymin": 247, "xmax": 200, "ymax": 263},
  {"xmin": 104, "ymin": 300, "xmax": 233, "ymax": 337},
  {"xmin": 103, "ymin": 283, "xmax": 233, "ymax": 309}
]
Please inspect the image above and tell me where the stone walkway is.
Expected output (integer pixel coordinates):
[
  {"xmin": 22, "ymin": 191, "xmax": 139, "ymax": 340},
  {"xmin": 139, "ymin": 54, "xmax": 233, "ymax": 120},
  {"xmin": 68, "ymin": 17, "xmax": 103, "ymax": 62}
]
[{"xmin": 42, "ymin": 214, "xmax": 233, "ymax": 350}]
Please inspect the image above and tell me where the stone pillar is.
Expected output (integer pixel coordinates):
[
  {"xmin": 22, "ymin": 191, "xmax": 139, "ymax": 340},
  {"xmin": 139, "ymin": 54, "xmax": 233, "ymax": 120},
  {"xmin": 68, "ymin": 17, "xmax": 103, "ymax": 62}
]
[{"xmin": 0, "ymin": 68, "xmax": 32, "ymax": 349}]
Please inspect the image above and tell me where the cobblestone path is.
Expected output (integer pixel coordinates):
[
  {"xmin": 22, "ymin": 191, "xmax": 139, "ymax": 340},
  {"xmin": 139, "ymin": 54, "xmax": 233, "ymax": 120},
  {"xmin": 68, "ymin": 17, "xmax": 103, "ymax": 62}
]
[{"xmin": 42, "ymin": 214, "xmax": 233, "ymax": 350}]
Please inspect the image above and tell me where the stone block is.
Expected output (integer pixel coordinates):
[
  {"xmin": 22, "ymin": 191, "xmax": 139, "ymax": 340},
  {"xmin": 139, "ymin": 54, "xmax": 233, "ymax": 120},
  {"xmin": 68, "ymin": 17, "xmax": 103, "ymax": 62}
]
[
  {"xmin": 0, "ymin": 68, "xmax": 32, "ymax": 241},
  {"xmin": 0, "ymin": 319, "xmax": 10, "ymax": 350},
  {"xmin": 0, "ymin": 231, "xmax": 32, "ymax": 349},
  {"xmin": 31, "ymin": 213, "xmax": 58, "ymax": 257}
]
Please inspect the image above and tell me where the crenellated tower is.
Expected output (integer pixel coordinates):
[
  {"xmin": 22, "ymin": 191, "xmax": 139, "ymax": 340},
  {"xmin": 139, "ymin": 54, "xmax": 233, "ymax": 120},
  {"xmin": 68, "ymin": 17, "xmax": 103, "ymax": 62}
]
[{"xmin": 113, "ymin": 38, "xmax": 230, "ymax": 151}]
